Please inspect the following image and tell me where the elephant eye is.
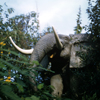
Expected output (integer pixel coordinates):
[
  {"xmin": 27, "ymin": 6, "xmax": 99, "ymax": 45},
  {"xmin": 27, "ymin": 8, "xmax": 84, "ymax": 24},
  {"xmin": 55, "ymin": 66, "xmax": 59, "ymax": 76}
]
[{"xmin": 50, "ymin": 54, "xmax": 54, "ymax": 58}]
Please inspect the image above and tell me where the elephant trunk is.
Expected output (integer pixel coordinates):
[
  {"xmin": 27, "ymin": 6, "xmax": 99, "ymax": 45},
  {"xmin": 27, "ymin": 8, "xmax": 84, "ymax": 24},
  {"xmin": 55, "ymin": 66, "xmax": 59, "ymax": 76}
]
[
  {"xmin": 29, "ymin": 34, "xmax": 55, "ymax": 91},
  {"xmin": 30, "ymin": 28, "xmax": 63, "ymax": 91},
  {"xmin": 30, "ymin": 27, "xmax": 63, "ymax": 63}
]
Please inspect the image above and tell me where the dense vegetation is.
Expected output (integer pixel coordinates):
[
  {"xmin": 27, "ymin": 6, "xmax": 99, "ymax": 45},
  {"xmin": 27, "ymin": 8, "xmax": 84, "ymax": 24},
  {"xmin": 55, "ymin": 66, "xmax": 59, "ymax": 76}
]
[
  {"xmin": 73, "ymin": 0, "xmax": 100, "ymax": 99},
  {"xmin": 0, "ymin": 0, "xmax": 100, "ymax": 100},
  {"xmin": 0, "ymin": 4, "xmax": 54, "ymax": 100}
]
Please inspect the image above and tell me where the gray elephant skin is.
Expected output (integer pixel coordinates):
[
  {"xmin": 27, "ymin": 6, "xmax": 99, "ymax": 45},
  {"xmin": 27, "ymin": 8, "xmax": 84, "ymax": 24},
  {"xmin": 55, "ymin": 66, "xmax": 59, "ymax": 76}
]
[{"xmin": 9, "ymin": 27, "xmax": 92, "ymax": 98}]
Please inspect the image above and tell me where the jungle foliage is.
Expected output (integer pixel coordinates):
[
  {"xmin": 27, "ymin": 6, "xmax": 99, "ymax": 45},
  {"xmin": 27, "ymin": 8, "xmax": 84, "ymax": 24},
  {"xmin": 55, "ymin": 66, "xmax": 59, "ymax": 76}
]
[
  {"xmin": 73, "ymin": 0, "xmax": 100, "ymax": 99},
  {"xmin": 0, "ymin": 0, "xmax": 100, "ymax": 100}
]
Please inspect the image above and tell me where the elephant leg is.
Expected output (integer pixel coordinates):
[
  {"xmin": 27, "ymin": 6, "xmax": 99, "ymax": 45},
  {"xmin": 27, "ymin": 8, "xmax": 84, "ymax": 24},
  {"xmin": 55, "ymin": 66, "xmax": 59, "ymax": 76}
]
[{"xmin": 50, "ymin": 74, "xmax": 63, "ymax": 97}]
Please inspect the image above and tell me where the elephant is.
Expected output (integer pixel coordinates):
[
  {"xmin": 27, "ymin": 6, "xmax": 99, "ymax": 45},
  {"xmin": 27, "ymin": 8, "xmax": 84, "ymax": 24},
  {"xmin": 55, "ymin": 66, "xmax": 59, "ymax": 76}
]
[{"xmin": 9, "ymin": 27, "xmax": 92, "ymax": 98}]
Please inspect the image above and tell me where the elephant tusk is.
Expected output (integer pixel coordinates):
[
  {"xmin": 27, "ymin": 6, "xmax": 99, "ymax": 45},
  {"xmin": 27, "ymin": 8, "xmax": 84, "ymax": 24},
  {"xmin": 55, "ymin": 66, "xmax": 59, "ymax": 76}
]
[
  {"xmin": 9, "ymin": 36, "xmax": 34, "ymax": 54},
  {"xmin": 52, "ymin": 27, "xmax": 63, "ymax": 50}
]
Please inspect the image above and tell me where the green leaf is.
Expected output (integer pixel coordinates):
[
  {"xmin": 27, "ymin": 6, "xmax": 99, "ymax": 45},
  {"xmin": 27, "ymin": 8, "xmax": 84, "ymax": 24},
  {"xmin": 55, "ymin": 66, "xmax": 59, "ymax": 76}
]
[
  {"xmin": 0, "ymin": 62, "xmax": 7, "ymax": 70},
  {"xmin": 25, "ymin": 97, "xmax": 32, "ymax": 100},
  {"xmin": 32, "ymin": 60, "xmax": 40, "ymax": 65},
  {"xmin": 35, "ymin": 67, "xmax": 55, "ymax": 73},
  {"xmin": 43, "ymin": 92, "xmax": 53, "ymax": 97},
  {"xmin": 8, "ymin": 8, "xmax": 14, "ymax": 14},
  {"xmin": 25, "ymin": 95, "xmax": 39, "ymax": 100},
  {"xmin": 1, "ymin": 85, "xmax": 21, "ymax": 100},
  {"xmin": 0, "ymin": 71, "xmax": 8, "ymax": 76},
  {"xmin": 31, "ymin": 95, "xmax": 39, "ymax": 100},
  {"xmin": 37, "ymin": 83, "xmax": 44, "ymax": 90},
  {"xmin": 7, "ymin": 58, "xmax": 30, "ymax": 65},
  {"xmin": 16, "ymin": 83, "xmax": 24, "ymax": 93},
  {"xmin": 16, "ymin": 78, "xmax": 26, "ymax": 87}
]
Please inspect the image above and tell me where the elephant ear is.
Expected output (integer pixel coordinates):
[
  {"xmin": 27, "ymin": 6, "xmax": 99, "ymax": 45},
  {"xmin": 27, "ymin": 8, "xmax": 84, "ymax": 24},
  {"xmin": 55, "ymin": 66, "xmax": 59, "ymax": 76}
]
[{"xmin": 69, "ymin": 34, "xmax": 92, "ymax": 68}]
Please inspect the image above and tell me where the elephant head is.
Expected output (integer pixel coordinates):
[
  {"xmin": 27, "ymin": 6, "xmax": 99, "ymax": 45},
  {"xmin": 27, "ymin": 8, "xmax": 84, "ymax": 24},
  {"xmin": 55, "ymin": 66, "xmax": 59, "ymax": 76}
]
[
  {"xmin": 9, "ymin": 27, "xmax": 91, "ymax": 97},
  {"xmin": 9, "ymin": 27, "xmax": 71, "ymax": 71}
]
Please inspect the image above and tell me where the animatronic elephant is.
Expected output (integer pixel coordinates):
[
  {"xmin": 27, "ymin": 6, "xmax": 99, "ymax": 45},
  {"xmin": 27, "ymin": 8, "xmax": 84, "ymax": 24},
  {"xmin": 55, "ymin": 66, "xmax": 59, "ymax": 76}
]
[{"xmin": 9, "ymin": 27, "xmax": 91, "ymax": 97}]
